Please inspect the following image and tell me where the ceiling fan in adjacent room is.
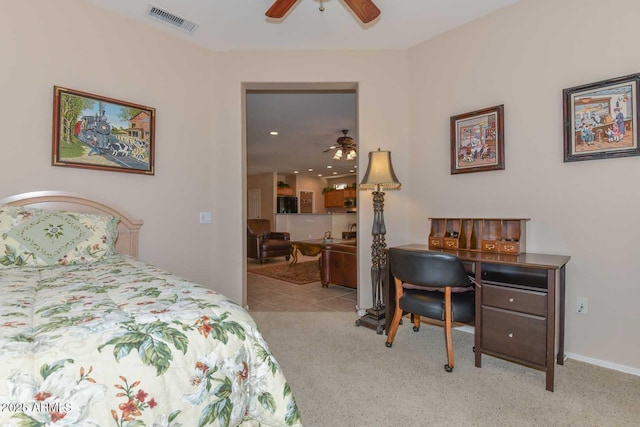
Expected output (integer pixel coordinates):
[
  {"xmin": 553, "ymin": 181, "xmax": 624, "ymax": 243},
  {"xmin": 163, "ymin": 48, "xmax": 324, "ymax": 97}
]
[
  {"xmin": 266, "ymin": 0, "xmax": 381, "ymax": 24},
  {"xmin": 323, "ymin": 129, "xmax": 357, "ymax": 160}
]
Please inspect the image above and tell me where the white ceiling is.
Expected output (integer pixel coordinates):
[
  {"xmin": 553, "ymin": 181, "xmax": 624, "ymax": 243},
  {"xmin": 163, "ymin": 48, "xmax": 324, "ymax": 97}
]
[
  {"xmin": 79, "ymin": 0, "xmax": 519, "ymax": 178},
  {"xmin": 80, "ymin": 0, "xmax": 519, "ymax": 51},
  {"xmin": 246, "ymin": 91, "xmax": 358, "ymax": 177}
]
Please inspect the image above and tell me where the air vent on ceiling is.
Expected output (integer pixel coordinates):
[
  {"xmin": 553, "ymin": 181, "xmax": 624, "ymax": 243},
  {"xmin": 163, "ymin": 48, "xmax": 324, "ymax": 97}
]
[{"xmin": 146, "ymin": 4, "xmax": 199, "ymax": 34}]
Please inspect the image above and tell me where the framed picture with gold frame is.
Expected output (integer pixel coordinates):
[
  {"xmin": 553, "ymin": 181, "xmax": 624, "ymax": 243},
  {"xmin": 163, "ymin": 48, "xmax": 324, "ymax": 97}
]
[
  {"xmin": 52, "ymin": 86, "xmax": 155, "ymax": 175},
  {"xmin": 450, "ymin": 104, "xmax": 504, "ymax": 174},
  {"xmin": 563, "ymin": 73, "xmax": 640, "ymax": 162}
]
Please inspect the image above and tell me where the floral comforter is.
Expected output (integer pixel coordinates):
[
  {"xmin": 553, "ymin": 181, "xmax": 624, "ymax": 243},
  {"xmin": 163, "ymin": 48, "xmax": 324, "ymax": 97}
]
[{"xmin": 0, "ymin": 255, "xmax": 301, "ymax": 427}]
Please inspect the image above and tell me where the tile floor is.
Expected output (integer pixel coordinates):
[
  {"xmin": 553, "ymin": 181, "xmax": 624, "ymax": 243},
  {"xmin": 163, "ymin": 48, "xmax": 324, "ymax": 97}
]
[{"xmin": 247, "ymin": 255, "xmax": 357, "ymax": 312}]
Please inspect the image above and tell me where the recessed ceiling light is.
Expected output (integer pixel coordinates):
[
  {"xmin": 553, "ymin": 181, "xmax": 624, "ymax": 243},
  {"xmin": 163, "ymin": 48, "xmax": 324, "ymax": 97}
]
[
  {"xmin": 333, "ymin": 172, "xmax": 338, "ymax": 175},
  {"xmin": 293, "ymin": 170, "xmax": 299, "ymax": 174},
  {"xmin": 318, "ymin": 174, "xmax": 322, "ymax": 177},
  {"xmin": 270, "ymin": 131, "xmax": 278, "ymax": 135},
  {"xmin": 327, "ymin": 165, "xmax": 332, "ymax": 169},
  {"xmin": 349, "ymin": 170, "xmax": 354, "ymax": 173},
  {"xmin": 308, "ymin": 168, "xmax": 313, "ymax": 172}
]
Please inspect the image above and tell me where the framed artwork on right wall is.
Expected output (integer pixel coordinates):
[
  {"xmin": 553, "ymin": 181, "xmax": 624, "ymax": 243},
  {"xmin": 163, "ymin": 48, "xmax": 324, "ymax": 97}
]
[
  {"xmin": 450, "ymin": 104, "xmax": 505, "ymax": 174},
  {"xmin": 563, "ymin": 73, "xmax": 640, "ymax": 162}
]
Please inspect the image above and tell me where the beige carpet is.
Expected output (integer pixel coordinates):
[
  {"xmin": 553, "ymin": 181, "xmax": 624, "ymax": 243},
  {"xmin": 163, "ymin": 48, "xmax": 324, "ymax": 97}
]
[
  {"xmin": 251, "ymin": 311, "xmax": 640, "ymax": 427},
  {"xmin": 247, "ymin": 260, "xmax": 320, "ymax": 285}
]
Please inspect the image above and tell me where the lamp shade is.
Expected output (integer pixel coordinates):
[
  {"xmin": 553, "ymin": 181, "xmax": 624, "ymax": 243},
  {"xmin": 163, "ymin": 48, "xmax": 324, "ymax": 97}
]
[{"xmin": 359, "ymin": 149, "xmax": 401, "ymax": 190}]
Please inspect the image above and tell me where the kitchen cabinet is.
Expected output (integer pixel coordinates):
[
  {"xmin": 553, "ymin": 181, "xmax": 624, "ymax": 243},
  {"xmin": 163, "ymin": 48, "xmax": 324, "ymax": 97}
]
[
  {"xmin": 324, "ymin": 190, "xmax": 344, "ymax": 207},
  {"xmin": 277, "ymin": 187, "xmax": 295, "ymax": 196},
  {"xmin": 324, "ymin": 188, "xmax": 357, "ymax": 208}
]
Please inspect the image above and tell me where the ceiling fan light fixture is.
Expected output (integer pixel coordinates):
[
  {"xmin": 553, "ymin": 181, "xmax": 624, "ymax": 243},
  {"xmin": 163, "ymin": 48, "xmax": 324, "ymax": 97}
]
[
  {"xmin": 333, "ymin": 149, "xmax": 343, "ymax": 160},
  {"xmin": 266, "ymin": 0, "xmax": 380, "ymax": 24}
]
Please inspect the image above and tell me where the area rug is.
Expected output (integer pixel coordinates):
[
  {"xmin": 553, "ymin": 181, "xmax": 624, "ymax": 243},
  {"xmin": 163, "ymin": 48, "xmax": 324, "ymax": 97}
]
[{"xmin": 248, "ymin": 260, "xmax": 320, "ymax": 285}]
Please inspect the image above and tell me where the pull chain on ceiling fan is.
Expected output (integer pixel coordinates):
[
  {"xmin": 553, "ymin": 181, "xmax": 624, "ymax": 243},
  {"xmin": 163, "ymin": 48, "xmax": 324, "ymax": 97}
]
[{"xmin": 266, "ymin": 0, "xmax": 380, "ymax": 24}]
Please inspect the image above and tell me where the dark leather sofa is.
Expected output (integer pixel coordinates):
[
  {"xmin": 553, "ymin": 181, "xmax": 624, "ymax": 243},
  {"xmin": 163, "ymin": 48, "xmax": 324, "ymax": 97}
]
[
  {"xmin": 247, "ymin": 219, "xmax": 291, "ymax": 263},
  {"xmin": 320, "ymin": 241, "xmax": 357, "ymax": 289}
]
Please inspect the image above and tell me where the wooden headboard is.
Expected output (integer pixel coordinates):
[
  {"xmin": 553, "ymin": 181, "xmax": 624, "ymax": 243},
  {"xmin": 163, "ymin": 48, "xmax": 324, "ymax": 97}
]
[{"xmin": 0, "ymin": 191, "xmax": 143, "ymax": 257}]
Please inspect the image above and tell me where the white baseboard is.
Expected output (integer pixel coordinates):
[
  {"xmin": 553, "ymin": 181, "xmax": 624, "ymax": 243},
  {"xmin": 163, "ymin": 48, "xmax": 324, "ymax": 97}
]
[
  {"xmin": 453, "ymin": 326, "xmax": 639, "ymax": 377},
  {"xmin": 455, "ymin": 325, "xmax": 475, "ymax": 334},
  {"xmin": 565, "ymin": 352, "xmax": 640, "ymax": 377}
]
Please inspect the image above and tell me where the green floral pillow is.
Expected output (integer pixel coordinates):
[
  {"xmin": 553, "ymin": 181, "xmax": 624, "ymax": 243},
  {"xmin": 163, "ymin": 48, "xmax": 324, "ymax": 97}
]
[{"xmin": 0, "ymin": 205, "xmax": 119, "ymax": 268}]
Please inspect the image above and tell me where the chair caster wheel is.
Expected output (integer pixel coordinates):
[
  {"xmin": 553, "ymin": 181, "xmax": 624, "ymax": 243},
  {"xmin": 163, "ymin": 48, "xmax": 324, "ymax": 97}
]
[
  {"xmin": 385, "ymin": 342, "xmax": 392, "ymax": 348},
  {"xmin": 412, "ymin": 326, "xmax": 420, "ymax": 332},
  {"xmin": 444, "ymin": 364, "xmax": 453, "ymax": 372}
]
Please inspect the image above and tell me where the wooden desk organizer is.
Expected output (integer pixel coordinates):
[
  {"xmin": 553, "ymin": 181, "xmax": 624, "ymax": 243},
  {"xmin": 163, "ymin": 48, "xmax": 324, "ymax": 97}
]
[{"xmin": 428, "ymin": 217, "xmax": 529, "ymax": 254}]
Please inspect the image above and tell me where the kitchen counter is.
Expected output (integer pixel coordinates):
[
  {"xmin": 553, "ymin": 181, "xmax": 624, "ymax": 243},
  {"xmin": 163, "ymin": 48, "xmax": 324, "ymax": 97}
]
[{"xmin": 275, "ymin": 213, "xmax": 356, "ymax": 241}]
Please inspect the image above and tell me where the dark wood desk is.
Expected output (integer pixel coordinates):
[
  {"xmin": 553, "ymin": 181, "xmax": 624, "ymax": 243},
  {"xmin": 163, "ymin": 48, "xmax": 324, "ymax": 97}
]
[{"xmin": 386, "ymin": 244, "xmax": 570, "ymax": 391}]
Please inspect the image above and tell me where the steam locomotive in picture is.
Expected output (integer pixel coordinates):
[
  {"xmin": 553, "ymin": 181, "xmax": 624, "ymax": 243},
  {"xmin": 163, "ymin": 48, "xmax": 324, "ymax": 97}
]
[{"xmin": 75, "ymin": 102, "xmax": 150, "ymax": 169}]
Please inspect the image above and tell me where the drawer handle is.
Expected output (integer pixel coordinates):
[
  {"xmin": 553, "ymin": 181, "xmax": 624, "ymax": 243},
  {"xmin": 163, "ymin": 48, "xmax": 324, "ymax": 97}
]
[
  {"xmin": 485, "ymin": 244, "xmax": 495, "ymax": 250},
  {"xmin": 446, "ymin": 241, "xmax": 454, "ymax": 247},
  {"xmin": 509, "ymin": 298, "xmax": 514, "ymax": 303},
  {"xmin": 508, "ymin": 332, "xmax": 513, "ymax": 338},
  {"xmin": 504, "ymin": 245, "xmax": 515, "ymax": 251}
]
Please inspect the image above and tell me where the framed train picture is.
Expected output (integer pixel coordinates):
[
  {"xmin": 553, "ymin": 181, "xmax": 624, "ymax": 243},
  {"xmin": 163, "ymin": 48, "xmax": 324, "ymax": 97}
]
[{"xmin": 52, "ymin": 86, "xmax": 156, "ymax": 175}]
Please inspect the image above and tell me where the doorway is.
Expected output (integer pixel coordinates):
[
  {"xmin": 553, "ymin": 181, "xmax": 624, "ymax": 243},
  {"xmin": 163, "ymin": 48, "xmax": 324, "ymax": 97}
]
[
  {"xmin": 243, "ymin": 82, "xmax": 359, "ymax": 312},
  {"xmin": 299, "ymin": 190, "xmax": 314, "ymax": 213}
]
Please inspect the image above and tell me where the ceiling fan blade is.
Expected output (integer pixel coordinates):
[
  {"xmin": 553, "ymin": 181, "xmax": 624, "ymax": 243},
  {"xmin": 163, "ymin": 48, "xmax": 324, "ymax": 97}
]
[
  {"xmin": 343, "ymin": 0, "xmax": 381, "ymax": 24},
  {"xmin": 266, "ymin": 0, "xmax": 299, "ymax": 18}
]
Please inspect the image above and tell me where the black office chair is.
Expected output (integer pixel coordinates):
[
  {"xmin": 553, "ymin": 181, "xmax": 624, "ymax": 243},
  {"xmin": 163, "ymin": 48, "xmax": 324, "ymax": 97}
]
[{"xmin": 386, "ymin": 248, "xmax": 475, "ymax": 372}]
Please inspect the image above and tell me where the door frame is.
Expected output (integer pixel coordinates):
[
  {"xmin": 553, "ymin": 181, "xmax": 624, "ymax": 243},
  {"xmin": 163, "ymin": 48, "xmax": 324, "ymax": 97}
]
[{"xmin": 242, "ymin": 82, "xmax": 360, "ymax": 309}]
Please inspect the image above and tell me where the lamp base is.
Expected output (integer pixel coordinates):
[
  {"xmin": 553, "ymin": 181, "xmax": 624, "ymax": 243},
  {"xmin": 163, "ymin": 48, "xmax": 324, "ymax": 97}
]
[
  {"xmin": 356, "ymin": 307, "xmax": 385, "ymax": 334},
  {"xmin": 365, "ymin": 306, "xmax": 385, "ymax": 320}
]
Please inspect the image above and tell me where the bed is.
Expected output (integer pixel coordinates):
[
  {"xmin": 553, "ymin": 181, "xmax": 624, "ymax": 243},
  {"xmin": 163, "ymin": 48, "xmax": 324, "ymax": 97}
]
[{"xmin": 0, "ymin": 191, "xmax": 301, "ymax": 427}]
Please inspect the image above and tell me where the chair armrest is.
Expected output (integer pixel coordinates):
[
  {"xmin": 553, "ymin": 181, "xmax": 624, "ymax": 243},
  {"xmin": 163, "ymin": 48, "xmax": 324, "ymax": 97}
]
[
  {"xmin": 269, "ymin": 232, "xmax": 290, "ymax": 240},
  {"xmin": 247, "ymin": 235, "xmax": 261, "ymax": 258}
]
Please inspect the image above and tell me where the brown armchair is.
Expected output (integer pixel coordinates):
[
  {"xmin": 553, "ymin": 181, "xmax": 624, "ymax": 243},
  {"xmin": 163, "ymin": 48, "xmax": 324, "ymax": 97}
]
[
  {"xmin": 247, "ymin": 219, "xmax": 292, "ymax": 263},
  {"xmin": 320, "ymin": 241, "xmax": 357, "ymax": 289}
]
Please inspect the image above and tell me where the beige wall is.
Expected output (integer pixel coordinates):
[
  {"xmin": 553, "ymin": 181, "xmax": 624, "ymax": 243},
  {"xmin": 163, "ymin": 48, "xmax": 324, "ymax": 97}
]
[
  {"xmin": 408, "ymin": 0, "xmax": 640, "ymax": 371},
  {"xmin": 214, "ymin": 52, "xmax": 410, "ymax": 309},
  {"xmin": 0, "ymin": 0, "xmax": 216, "ymax": 286},
  {"xmin": 3, "ymin": 0, "xmax": 638, "ymax": 373}
]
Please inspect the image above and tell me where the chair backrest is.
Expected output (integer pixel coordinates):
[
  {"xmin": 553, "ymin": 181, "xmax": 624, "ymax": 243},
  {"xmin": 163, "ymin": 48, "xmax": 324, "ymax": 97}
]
[
  {"xmin": 389, "ymin": 248, "xmax": 471, "ymax": 288},
  {"xmin": 247, "ymin": 219, "xmax": 271, "ymax": 236}
]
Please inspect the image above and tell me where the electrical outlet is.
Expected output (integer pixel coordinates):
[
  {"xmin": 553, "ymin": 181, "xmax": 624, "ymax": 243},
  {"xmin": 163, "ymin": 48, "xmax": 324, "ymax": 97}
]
[{"xmin": 576, "ymin": 296, "xmax": 588, "ymax": 314}]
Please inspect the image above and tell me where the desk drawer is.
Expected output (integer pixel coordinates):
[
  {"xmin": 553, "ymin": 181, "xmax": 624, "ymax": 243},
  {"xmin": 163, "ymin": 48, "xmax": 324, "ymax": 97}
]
[
  {"xmin": 481, "ymin": 240, "xmax": 499, "ymax": 252},
  {"xmin": 429, "ymin": 238, "xmax": 443, "ymax": 249},
  {"xmin": 482, "ymin": 307, "xmax": 547, "ymax": 366},
  {"xmin": 498, "ymin": 241, "xmax": 520, "ymax": 254},
  {"xmin": 482, "ymin": 284, "xmax": 546, "ymax": 316},
  {"xmin": 443, "ymin": 238, "xmax": 459, "ymax": 249}
]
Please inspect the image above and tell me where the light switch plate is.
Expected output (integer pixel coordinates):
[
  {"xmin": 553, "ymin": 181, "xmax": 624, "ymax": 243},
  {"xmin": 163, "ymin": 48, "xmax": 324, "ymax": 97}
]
[{"xmin": 199, "ymin": 212, "xmax": 212, "ymax": 224}]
